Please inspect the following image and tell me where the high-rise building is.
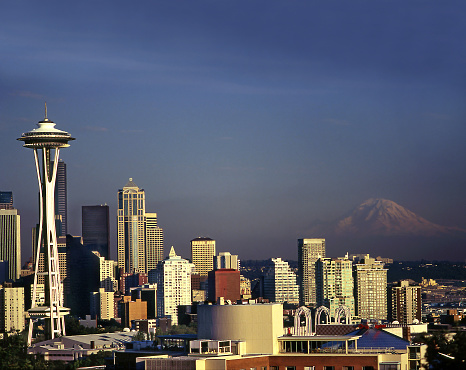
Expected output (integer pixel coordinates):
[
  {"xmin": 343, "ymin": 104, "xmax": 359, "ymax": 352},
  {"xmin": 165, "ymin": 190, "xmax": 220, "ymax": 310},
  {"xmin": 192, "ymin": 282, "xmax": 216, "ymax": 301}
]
[
  {"xmin": 0, "ymin": 284, "xmax": 25, "ymax": 332},
  {"xmin": 118, "ymin": 179, "xmax": 146, "ymax": 273},
  {"xmin": 263, "ymin": 258, "xmax": 299, "ymax": 304},
  {"xmin": 130, "ymin": 284, "xmax": 157, "ymax": 319},
  {"xmin": 0, "ymin": 192, "xmax": 13, "ymax": 210},
  {"xmin": 207, "ymin": 269, "xmax": 241, "ymax": 303},
  {"xmin": 214, "ymin": 252, "xmax": 239, "ymax": 270},
  {"xmin": 82, "ymin": 205, "xmax": 110, "ymax": 260},
  {"xmin": 90, "ymin": 287, "xmax": 115, "ymax": 320},
  {"xmin": 156, "ymin": 247, "xmax": 194, "ymax": 325},
  {"xmin": 390, "ymin": 280, "xmax": 422, "ymax": 324},
  {"xmin": 191, "ymin": 237, "xmax": 216, "ymax": 277},
  {"xmin": 145, "ymin": 213, "xmax": 163, "ymax": 273},
  {"xmin": 298, "ymin": 238, "xmax": 326, "ymax": 306},
  {"xmin": 18, "ymin": 107, "xmax": 74, "ymax": 344},
  {"xmin": 0, "ymin": 208, "xmax": 21, "ymax": 281},
  {"xmin": 354, "ymin": 254, "xmax": 388, "ymax": 321},
  {"xmin": 92, "ymin": 251, "xmax": 118, "ymax": 292},
  {"xmin": 316, "ymin": 256, "xmax": 355, "ymax": 317},
  {"xmin": 52, "ymin": 160, "xmax": 67, "ymax": 237}
]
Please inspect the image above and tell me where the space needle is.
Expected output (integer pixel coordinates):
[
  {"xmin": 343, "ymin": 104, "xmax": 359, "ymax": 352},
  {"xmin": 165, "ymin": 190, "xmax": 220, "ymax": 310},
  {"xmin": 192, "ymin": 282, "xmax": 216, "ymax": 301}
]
[{"xmin": 18, "ymin": 104, "xmax": 75, "ymax": 345}]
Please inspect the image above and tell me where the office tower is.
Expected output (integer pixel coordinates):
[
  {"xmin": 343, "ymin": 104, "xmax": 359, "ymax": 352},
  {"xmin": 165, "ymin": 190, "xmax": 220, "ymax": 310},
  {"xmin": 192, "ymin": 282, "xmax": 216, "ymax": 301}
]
[
  {"xmin": 240, "ymin": 275, "xmax": 251, "ymax": 298},
  {"xmin": 263, "ymin": 258, "xmax": 299, "ymax": 304},
  {"xmin": 156, "ymin": 247, "xmax": 194, "ymax": 325},
  {"xmin": 316, "ymin": 256, "xmax": 355, "ymax": 317},
  {"xmin": 354, "ymin": 254, "xmax": 388, "ymax": 321},
  {"xmin": 145, "ymin": 213, "xmax": 163, "ymax": 273},
  {"xmin": 82, "ymin": 205, "xmax": 110, "ymax": 260},
  {"xmin": 298, "ymin": 238, "xmax": 326, "ymax": 306},
  {"xmin": 0, "ymin": 192, "xmax": 13, "ymax": 210},
  {"xmin": 18, "ymin": 106, "xmax": 74, "ymax": 344},
  {"xmin": 207, "ymin": 269, "xmax": 241, "ymax": 303},
  {"xmin": 390, "ymin": 280, "xmax": 422, "ymax": 324},
  {"xmin": 90, "ymin": 288, "xmax": 115, "ymax": 320},
  {"xmin": 121, "ymin": 297, "xmax": 147, "ymax": 328},
  {"xmin": 191, "ymin": 237, "xmax": 216, "ymax": 277},
  {"xmin": 53, "ymin": 160, "xmax": 67, "ymax": 236},
  {"xmin": 0, "ymin": 208, "xmax": 21, "ymax": 281},
  {"xmin": 0, "ymin": 284, "xmax": 25, "ymax": 332},
  {"xmin": 92, "ymin": 251, "xmax": 118, "ymax": 292},
  {"xmin": 130, "ymin": 284, "xmax": 157, "ymax": 319},
  {"xmin": 118, "ymin": 178, "xmax": 146, "ymax": 273},
  {"xmin": 214, "ymin": 252, "xmax": 239, "ymax": 270}
]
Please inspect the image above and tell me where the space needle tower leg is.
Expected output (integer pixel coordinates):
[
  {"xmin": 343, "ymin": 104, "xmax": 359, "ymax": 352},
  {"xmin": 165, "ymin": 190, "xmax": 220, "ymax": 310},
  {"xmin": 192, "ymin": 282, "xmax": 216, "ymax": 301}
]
[{"xmin": 19, "ymin": 105, "xmax": 74, "ymax": 346}]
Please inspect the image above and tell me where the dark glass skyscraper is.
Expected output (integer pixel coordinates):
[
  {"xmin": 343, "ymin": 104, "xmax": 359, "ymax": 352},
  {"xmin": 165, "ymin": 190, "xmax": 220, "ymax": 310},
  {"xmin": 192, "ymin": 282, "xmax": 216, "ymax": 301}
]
[
  {"xmin": 0, "ymin": 192, "xmax": 13, "ymax": 210},
  {"xmin": 82, "ymin": 205, "xmax": 110, "ymax": 260},
  {"xmin": 53, "ymin": 160, "xmax": 67, "ymax": 236}
]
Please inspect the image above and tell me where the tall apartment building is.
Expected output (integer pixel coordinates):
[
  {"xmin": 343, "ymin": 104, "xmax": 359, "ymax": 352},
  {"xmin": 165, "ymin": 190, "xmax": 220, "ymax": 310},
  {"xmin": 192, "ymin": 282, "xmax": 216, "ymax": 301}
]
[
  {"xmin": 191, "ymin": 237, "xmax": 216, "ymax": 277},
  {"xmin": 53, "ymin": 160, "xmax": 67, "ymax": 236},
  {"xmin": 92, "ymin": 251, "xmax": 118, "ymax": 292},
  {"xmin": 90, "ymin": 288, "xmax": 115, "ymax": 320},
  {"xmin": 390, "ymin": 280, "xmax": 422, "ymax": 324},
  {"xmin": 0, "ymin": 208, "xmax": 21, "ymax": 281},
  {"xmin": 145, "ymin": 213, "xmax": 164, "ymax": 273},
  {"xmin": 214, "ymin": 252, "xmax": 239, "ymax": 270},
  {"xmin": 263, "ymin": 258, "xmax": 299, "ymax": 304},
  {"xmin": 298, "ymin": 238, "xmax": 325, "ymax": 306},
  {"xmin": 156, "ymin": 247, "xmax": 194, "ymax": 325},
  {"xmin": 354, "ymin": 254, "xmax": 388, "ymax": 321},
  {"xmin": 82, "ymin": 205, "xmax": 110, "ymax": 259},
  {"xmin": 0, "ymin": 284, "xmax": 25, "ymax": 332},
  {"xmin": 316, "ymin": 256, "xmax": 355, "ymax": 317}
]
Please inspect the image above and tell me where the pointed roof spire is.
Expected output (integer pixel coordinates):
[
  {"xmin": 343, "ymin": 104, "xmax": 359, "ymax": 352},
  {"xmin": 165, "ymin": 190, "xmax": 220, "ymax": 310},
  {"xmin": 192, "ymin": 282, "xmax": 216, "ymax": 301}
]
[
  {"xmin": 44, "ymin": 102, "xmax": 48, "ymax": 120},
  {"xmin": 169, "ymin": 246, "xmax": 177, "ymax": 258}
]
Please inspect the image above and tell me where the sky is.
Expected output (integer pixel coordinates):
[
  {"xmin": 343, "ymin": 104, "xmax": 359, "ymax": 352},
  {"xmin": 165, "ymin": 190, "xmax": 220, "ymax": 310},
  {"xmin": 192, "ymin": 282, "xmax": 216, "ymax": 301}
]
[{"xmin": 1, "ymin": 1, "xmax": 465, "ymax": 263}]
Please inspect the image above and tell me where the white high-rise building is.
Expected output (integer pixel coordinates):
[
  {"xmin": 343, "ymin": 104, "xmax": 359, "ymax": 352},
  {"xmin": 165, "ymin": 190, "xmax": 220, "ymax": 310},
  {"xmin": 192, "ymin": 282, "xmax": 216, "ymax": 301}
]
[
  {"xmin": 92, "ymin": 251, "xmax": 118, "ymax": 292},
  {"xmin": 316, "ymin": 256, "xmax": 354, "ymax": 317},
  {"xmin": 214, "ymin": 252, "xmax": 239, "ymax": 270},
  {"xmin": 263, "ymin": 258, "xmax": 299, "ymax": 304},
  {"xmin": 191, "ymin": 237, "xmax": 216, "ymax": 277},
  {"xmin": 355, "ymin": 254, "xmax": 388, "ymax": 321},
  {"xmin": 156, "ymin": 247, "xmax": 194, "ymax": 325},
  {"xmin": 0, "ymin": 208, "xmax": 21, "ymax": 281},
  {"xmin": 298, "ymin": 238, "xmax": 326, "ymax": 306},
  {"xmin": 0, "ymin": 284, "xmax": 25, "ymax": 332}
]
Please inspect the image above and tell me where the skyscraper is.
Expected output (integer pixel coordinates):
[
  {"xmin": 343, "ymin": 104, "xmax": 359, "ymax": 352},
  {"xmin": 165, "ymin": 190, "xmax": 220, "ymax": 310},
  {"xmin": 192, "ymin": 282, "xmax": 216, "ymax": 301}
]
[
  {"xmin": 354, "ymin": 254, "xmax": 388, "ymax": 321},
  {"xmin": 214, "ymin": 252, "xmax": 239, "ymax": 270},
  {"xmin": 390, "ymin": 280, "xmax": 421, "ymax": 324},
  {"xmin": 18, "ymin": 106, "xmax": 74, "ymax": 344},
  {"xmin": 298, "ymin": 238, "xmax": 326, "ymax": 306},
  {"xmin": 52, "ymin": 160, "xmax": 67, "ymax": 236},
  {"xmin": 191, "ymin": 237, "xmax": 216, "ymax": 277},
  {"xmin": 0, "ymin": 192, "xmax": 13, "ymax": 210},
  {"xmin": 0, "ymin": 284, "xmax": 25, "ymax": 332},
  {"xmin": 263, "ymin": 258, "xmax": 299, "ymax": 304},
  {"xmin": 0, "ymin": 208, "xmax": 21, "ymax": 281},
  {"xmin": 82, "ymin": 205, "xmax": 110, "ymax": 259},
  {"xmin": 156, "ymin": 247, "xmax": 194, "ymax": 325},
  {"xmin": 145, "ymin": 213, "xmax": 163, "ymax": 273},
  {"xmin": 316, "ymin": 256, "xmax": 355, "ymax": 317},
  {"xmin": 118, "ymin": 179, "xmax": 145, "ymax": 273}
]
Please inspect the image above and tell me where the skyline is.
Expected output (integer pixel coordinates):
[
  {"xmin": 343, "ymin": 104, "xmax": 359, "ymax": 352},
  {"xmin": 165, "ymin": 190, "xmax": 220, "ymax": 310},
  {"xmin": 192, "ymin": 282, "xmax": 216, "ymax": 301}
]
[{"xmin": 1, "ymin": 1, "xmax": 465, "ymax": 262}]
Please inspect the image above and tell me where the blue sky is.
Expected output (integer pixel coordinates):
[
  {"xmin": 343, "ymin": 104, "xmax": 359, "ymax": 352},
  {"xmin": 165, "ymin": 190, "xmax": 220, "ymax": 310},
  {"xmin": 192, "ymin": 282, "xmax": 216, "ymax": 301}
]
[{"xmin": 1, "ymin": 1, "xmax": 465, "ymax": 262}]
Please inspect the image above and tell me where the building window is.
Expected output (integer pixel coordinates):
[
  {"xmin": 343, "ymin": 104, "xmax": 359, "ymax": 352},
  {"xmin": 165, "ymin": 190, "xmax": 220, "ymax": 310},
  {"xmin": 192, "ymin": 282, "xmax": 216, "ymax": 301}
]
[
  {"xmin": 286, "ymin": 367, "xmax": 296, "ymax": 370},
  {"xmin": 380, "ymin": 365, "xmax": 400, "ymax": 370},
  {"xmin": 343, "ymin": 367, "xmax": 354, "ymax": 370},
  {"xmin": 304, "ymin": 367, "xmax": 315, "ymax": 370},
  {"xmin": 323, "ymin": 367, "xmax": 334, "ymax": 370},
  {"xmin": 362, "ymin": 367, "xmax": 375, "ymax": 370}
]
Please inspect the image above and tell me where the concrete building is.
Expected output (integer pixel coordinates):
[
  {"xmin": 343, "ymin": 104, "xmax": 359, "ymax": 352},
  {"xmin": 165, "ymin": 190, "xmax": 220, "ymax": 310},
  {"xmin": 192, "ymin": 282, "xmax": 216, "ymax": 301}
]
[
  {"xmin": 214, "ymin": 252, "xmax": 239, "ymax": 270},
  {"xmin": 130, "ymin": 284, "xmax": 157, "ymax": 319},
  {"xmin": 145, "ymin": 212, "xmax": 164, "ymax": 273},
  {"xmin": 92, "ymin": 251, "xmax": 118, "ymax": 292},
  {"xmin": 0, "ymin": 284, "xmax": 25, "ymax": 332},
  {"xmin": 263, "ymin": 258, "xmax": 299, "ymax": 304},
  {"xmin": 298, "ymin": 238, "xmax": 325, "ymax": 306},
  {"xmin": 316, "ymin": 256, "xmax": 355, "ymax": 318},
  {"xmin": 391, "ymin": 280, "xmax": 422, "ymax": 324},
  {"xmin": 90, "ymin": 288, "xmax": 115, "ymax": 320},
  {"xmin": 0, "ymin": 208, "xmax": 21, "ymax": 281},
  {"xmin": 118, "ymin": 178, "xmax": 146, "ymax": 273},
  {"xmin": 121, "ymin": 296, "xmax": 147, "ymax": 328},
  {"xmin": 82, "ymin": 205, "xmax": 110, "ymax": 259},
  {"xmin": 191, "ymin": 237, "xmax": 216, "ymax": 277},
  {"xmin": 207, "ymin": 269, "xmax": 241, "ymax": 303},
  {"xmin": 156, "ymin": 247, "xmax": 194, "ymax": 325},
  {"xmin": 355, "ymin": 254, "xmax": 388, "ymax": 321}
]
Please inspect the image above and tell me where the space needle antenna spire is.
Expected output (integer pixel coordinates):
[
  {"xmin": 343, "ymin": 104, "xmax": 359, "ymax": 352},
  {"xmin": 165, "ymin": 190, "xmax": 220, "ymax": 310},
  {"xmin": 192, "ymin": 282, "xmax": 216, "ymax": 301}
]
[{"xmin": 18, "ymin": 105, "xmax": 75, "ymax": 346}]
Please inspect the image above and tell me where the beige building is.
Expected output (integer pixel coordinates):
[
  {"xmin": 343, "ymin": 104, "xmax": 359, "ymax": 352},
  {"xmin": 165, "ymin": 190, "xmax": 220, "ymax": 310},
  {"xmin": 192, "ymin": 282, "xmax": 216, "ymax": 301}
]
[
  {"xmin": 0, "ymin": 208, "xmax": 21, "ymax": 281},
  {"xmin": 191, "ymin": 237, "xmax": 216, "ymax": 277},
  {"xmin": 0, "ymin": 284, "xmax": 25, "ymax": 332},
  {"xmin": 90, "ymin": 288, "xmax": 115, "ymax": 320},
  {"xmin": 391, "ymin": 280, "xmax": 422, "ymax": 324},
  {"xmin": 355, "ymin": 254, "xmax": 388, "ymax": 321},
  {"xmin": 298, "ymin": 238, "xmax": 325, "ymax": 306},
  {"xmin": 214, "ymin": 252, "xmax": 239, "ymax": 270},
  {"xmin": 145, "ymin": 213, "xmax": 164, "ymax": 273},
  {"xmin": 92, "ymin": 251, "xmax": 118, "ymax": 292}
]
